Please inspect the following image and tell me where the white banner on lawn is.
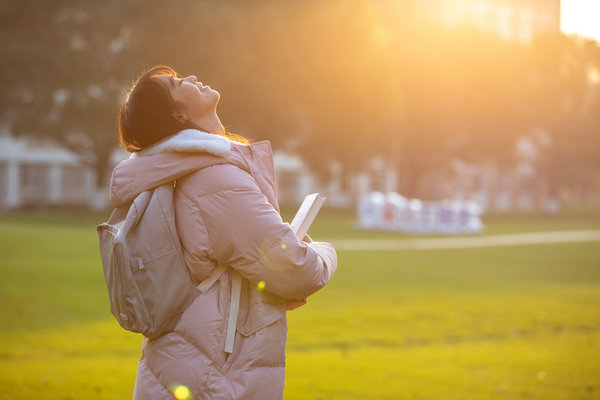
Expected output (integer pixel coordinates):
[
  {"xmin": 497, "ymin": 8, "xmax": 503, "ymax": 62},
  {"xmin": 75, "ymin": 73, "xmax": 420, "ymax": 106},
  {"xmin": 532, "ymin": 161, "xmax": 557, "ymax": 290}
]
[{"xmin": 357, "ymin": 192, "xmax": 483, "ymax": 234}]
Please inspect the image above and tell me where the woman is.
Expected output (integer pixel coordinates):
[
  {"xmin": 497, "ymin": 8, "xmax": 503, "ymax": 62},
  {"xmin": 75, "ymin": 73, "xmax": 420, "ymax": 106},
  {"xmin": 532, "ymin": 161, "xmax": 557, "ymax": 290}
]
[{"xmin": 111, "ymin": 65, "xmax": 337, "ymax": 400}]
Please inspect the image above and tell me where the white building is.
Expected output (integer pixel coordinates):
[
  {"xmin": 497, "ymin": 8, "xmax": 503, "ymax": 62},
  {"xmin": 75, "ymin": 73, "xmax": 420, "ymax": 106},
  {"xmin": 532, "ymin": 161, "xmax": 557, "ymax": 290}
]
[
  {"xmin": 0, "ymin": 134, "xmax": 131, "ymax": 211},
  {"xmin": 0, "ymin": 134, "xmax": 97, "ymax": 210}
]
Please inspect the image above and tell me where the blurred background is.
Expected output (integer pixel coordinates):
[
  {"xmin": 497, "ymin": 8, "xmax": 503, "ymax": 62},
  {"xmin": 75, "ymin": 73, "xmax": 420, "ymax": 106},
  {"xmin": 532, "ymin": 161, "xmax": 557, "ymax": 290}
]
[
  {"xmin": 0, "ymin": 0, "xmax": 599, "ymax": 213},
  {"xmin": 0, "ymin": 1, "xmax": 599, "ymax": 400}
]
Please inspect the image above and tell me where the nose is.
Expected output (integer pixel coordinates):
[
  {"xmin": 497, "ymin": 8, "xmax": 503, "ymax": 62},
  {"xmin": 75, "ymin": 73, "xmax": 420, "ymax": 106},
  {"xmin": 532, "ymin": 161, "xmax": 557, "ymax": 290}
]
[{"xmin": 184, "ymin": 75, "xmax": 197, "ymax": 83}]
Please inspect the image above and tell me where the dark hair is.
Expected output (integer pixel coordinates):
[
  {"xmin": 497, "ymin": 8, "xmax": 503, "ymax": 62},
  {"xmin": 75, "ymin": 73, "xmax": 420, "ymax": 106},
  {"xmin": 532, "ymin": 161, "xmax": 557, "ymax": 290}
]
[
  {"xmin": 117, "ymin": 65, "xmax": 248, "ymax": 152},
  {"xmin": 117, "ymin": 65, "xmax": 188, "ymax": 152}
]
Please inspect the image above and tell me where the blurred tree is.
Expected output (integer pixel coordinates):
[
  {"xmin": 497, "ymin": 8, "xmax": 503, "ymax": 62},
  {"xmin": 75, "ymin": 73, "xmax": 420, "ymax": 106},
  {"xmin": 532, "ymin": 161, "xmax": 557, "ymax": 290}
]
[
  {"xmin": 394, "ymin": 26, "xmax": 532, "ymax": 197},
  {"xmin": 0, "ymin": 0, "xmax": 143, "ymax": 190},
  {"xmin": 1, "ymin": 0, "xmax": 598, "ymax": 206},
  {"xmin": 221, "ymin": 0, "xmax": 532, "ymax": 198},
  {"xmin": 524, "ymin": 33, "xmax": 600, "ymax": 203}
]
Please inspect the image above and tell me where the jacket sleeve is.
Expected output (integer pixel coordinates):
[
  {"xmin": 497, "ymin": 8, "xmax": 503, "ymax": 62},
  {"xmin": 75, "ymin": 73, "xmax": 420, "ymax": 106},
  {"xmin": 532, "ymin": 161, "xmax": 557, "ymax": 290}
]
[{"xmin": 190, "ymin": 164, "xmax": 337, "ymax": 300}]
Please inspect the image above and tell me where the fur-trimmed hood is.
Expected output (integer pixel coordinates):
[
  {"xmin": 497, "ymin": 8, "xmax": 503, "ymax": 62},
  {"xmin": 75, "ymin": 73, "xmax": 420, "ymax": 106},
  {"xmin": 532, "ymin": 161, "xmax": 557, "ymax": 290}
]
[{"xmin": 132, "ymin": 129, "xmax": 231, "ymax": 158}]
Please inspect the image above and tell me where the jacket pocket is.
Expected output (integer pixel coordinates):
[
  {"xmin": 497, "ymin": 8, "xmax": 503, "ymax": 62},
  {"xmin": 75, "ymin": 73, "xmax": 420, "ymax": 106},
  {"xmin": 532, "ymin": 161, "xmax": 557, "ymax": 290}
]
[{"xmin": 237, "ymin": 287, "xmax": 286, "ymax": 337}]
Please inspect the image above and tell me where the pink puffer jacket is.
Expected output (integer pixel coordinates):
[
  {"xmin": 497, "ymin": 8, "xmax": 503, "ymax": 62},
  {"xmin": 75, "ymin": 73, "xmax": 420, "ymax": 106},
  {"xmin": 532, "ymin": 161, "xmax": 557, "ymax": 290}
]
[{"xmin": 109, "ymin": 131, "xmax": 337, "ymax": 400}]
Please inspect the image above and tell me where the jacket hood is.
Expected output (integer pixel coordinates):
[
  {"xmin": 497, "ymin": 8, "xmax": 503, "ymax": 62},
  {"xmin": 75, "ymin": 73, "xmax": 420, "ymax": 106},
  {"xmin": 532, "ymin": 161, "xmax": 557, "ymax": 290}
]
[{"xmin": 109, "ymin": 129, "xmax": 274, "ymax": 208}]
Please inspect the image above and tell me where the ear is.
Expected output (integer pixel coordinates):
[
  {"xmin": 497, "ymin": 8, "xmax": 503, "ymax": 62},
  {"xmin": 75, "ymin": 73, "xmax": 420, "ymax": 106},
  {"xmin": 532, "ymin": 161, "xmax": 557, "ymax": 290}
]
[{"xmin": 172, "ymin": 110, "xmax": 188, "ymax": 124}]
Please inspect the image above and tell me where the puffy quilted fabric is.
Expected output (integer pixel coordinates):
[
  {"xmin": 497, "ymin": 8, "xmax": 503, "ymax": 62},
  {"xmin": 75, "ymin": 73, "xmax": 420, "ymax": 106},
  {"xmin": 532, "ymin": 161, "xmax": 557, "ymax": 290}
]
[{"xmin": 110, "ymin": 138, "xmax": 337, "ymax": 400}]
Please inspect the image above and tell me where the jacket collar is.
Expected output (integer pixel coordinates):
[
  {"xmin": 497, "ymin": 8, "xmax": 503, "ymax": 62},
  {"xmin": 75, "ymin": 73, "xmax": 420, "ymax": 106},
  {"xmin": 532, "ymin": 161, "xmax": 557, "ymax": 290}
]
[{"xmin": 132, "ymin": 129, "xmax": 231, "ymax": 158}]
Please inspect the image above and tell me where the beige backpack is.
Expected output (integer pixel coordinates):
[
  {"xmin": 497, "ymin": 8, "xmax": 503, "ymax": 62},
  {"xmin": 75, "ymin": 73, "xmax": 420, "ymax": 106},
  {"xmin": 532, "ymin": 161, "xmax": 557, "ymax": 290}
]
[{"xmin": 97, "ymin": 183, "xmax": 199, "ymax": 339}]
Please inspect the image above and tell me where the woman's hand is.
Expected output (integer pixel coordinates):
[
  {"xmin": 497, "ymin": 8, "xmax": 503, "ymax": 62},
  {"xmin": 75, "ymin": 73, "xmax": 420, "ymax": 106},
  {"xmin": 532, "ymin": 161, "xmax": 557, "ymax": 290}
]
[{"xmin": 285, "ymin": 235, "xmax": 313, "ymax": 310}]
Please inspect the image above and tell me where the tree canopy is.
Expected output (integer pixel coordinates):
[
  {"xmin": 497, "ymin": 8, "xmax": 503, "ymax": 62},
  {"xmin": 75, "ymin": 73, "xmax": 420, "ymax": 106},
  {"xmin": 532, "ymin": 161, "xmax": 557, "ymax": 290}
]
[{"xmin": 1, "ymin": 0, "xmax": 599, "ymax": 201}]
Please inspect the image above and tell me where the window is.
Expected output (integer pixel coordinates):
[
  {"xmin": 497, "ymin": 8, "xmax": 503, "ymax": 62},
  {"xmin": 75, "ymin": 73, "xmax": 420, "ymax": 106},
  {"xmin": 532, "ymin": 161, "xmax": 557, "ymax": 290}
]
[
  {"xmin": 20, "ymin": 164, "xmax": 49, "ymax": 202},
  {"xmin": 278, "ymin": 170, "xmax": 300, "ymax": 205},
  {"xmin": 61, "ymin": 166, "xmax": 87, "ymax": 196}
]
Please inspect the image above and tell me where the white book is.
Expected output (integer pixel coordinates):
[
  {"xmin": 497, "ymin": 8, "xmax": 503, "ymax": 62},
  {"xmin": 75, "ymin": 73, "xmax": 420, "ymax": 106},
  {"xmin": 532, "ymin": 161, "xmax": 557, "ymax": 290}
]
[{"xmin": 289, "ymin": 193, "xmax": 326, "ymax": 240}]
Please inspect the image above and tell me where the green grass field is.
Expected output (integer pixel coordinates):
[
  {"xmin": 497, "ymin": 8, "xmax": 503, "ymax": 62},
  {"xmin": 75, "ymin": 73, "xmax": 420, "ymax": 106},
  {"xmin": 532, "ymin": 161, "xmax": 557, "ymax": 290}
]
[{"xmin": 0, "ymin": 209, "xmax": 599, "ymax": 399}]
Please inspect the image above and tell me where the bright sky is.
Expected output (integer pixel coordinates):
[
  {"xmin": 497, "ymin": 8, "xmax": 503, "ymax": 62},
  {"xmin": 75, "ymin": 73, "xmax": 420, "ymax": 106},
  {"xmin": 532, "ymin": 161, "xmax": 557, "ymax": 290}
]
[{"xmin": 560, "ymin": 0, "xmax": 600, "ymax": 41}]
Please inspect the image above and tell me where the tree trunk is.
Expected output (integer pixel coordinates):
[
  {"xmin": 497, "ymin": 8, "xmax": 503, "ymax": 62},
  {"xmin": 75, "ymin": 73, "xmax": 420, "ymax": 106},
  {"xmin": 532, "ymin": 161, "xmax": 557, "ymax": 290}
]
[
  {"xmin": 89, "ymin": 139, "xmax": 116, "ymax": 211},
  {"xmin": 94, "ymin": 146, "xmax": 112, "ymax": 190}
]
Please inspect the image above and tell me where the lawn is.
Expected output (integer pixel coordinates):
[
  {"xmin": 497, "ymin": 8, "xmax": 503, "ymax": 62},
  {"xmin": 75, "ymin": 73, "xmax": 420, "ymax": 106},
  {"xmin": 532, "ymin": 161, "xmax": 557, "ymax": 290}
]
[{"xmin": 0, "ymin": 208, "xmax": 599, "ymax": 399}]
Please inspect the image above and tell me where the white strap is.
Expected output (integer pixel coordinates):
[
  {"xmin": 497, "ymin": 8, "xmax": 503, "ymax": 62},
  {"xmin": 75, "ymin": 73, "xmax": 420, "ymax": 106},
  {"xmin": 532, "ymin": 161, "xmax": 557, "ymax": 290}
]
[
  {"xmin": 197, "ymin": 264, "xmax": 228, "ymax": 293},
  {"xmin": 196, "ymin": 265, "xmax": 242, "ymax": 354},
  {"xmin": 225, "ymin": 272, "xmax": 242, "ymax": 354}
]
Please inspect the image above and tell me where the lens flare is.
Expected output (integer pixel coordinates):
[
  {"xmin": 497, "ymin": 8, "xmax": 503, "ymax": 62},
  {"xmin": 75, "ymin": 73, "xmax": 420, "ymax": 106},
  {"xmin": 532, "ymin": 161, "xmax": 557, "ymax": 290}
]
[
  {"xmin": 280, "ymin": 243, "xmax": 287, "ymax": 249},
  {"xmin": 173, "ymin": 385, "xmax": 190, "ymax": 400},
  {"xmin": 257, "ymin": 280, "xmax": 266, "ymax": 291}
]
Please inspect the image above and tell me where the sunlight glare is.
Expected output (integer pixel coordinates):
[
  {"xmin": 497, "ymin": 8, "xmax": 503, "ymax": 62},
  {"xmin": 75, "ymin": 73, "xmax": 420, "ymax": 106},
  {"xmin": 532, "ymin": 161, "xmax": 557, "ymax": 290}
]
[
  {"xmin": 173, "ymin": 385, "xmax": 190, "ymax": 400},
  {"xmin": 561, "ymin": 0, "xmax": 600, "ymax": 42}
]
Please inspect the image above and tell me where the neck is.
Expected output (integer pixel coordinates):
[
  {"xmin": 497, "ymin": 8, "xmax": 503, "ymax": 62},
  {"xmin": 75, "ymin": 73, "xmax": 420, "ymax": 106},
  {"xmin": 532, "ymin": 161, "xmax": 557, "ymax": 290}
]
[{"xmin": 190, "ymin": 112, "xmax": 224, "ymax": 133}]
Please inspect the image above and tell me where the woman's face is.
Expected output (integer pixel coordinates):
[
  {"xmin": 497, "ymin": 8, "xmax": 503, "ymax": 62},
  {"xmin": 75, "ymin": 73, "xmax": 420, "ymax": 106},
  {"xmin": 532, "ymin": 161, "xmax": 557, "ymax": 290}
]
[{"xmin": 155, "ymin": 74, "xmax": 220, "ymax": 123}]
